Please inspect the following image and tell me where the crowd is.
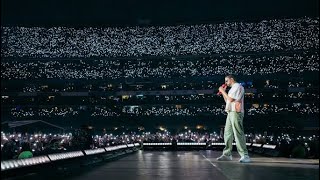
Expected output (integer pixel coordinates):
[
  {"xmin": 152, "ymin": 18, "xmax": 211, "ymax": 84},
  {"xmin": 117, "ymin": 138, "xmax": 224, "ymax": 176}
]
[
  {"xmin": 1, "ymin": 17, "xmax": 319, "ymax": 162},
  {"xmin": 1, "ymin": 60, "xmax": 122, "ymax": 80},
  {"xmin": 10, "ymin": 107, "xmax": 80, "ymax": 118},
  {"xmin": 6, "ymin": 103, "xmax": 318, "ymax": 118},
  {"xmin": 247, "ymin": 103, "xmax": 319, "ymax": 115},
  {"xmin": 1, "ymin": 131, "xmax": 318, "ymax": 160},
  {"xmin": 1, "ymin": 52, "xmax": 319, "ymax": 80},
  {"xmin": 1, "ymin": 17, "xmax": 318, "ymax": 58},
  {"xmin": 1, "ymin": 83, "xmax": 318, "ymax": 97}
]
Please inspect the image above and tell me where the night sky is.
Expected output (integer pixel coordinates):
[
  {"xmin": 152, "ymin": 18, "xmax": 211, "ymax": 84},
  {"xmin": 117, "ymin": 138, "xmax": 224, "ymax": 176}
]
[{"xmin": 1, "ymin": 0, "xmax": 319, "ymax": 26}]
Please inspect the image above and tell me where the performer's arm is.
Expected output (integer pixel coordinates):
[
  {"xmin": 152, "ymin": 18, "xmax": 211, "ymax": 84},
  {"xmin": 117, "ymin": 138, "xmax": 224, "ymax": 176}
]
[
  {"xmin": 219, "ymin": 87, "xmax": 236, "ymax": 102},
  {"xmin": 222, "ymin": 92, "xmax": 227, "ymax": 103}
]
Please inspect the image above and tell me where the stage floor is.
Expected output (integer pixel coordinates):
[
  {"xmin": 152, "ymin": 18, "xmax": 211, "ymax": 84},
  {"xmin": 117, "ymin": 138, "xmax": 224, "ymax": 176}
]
[
  {"xmin": 6, "ymin": 150, "xmax": 319, "ymax": 180},
  {"xmin": 66, "ymin": 150, "xmax": 319, "ymax": 180}
]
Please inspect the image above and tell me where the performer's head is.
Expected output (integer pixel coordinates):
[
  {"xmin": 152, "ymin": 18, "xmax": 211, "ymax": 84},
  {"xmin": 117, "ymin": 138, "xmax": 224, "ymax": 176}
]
[{"xmin": 225, "ymin": 74, "xmax": 237, "ymax": 87}]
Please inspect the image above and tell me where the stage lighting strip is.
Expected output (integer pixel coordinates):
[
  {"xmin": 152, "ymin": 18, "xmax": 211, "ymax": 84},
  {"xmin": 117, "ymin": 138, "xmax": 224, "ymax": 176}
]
[
  {"xmin": 212, "ymin": 143, "xmax": 225, "ymax": 145},
  {"xmin": 212, "ymin": 143, "xmax": 252, "ymax": 146},
  {"xmin": 143, "ymin": 143, "xmax": 172, "ymax": 146},
  {"xmin": 252, "ymin": 143, "xmax": 262, "ymax": 147},
  {"xmin": 105, "ymin": 145, "xmax": 128, "ymax": 152},
  {"xmin": 118, "ymin": 145, "xmax": 128, "ymax": 149},
  {"xmin": 134, "ymin": 143, "xmax": 140, "ymax": 147},
  {"xmin": 1, "ymin": 156, "xmax": 50, "ymax": 171},
  {"xmin": 177, "ymin": 142, "xmax": 207, "ymax": 146},
  {"xmin": 84, "ymin": 148, "xmax": 106, "ymax": 155},
  {"xmin": 127, "ymin": 144, "xmax": 135, "ymax": 148},
  {"xmin": 105, "ymin": 146, "xmax": 116, "ymax": 151},
  {"xmin": 262, "ymin": 144, "xmax": 276, "ymax": 149},
  {"xmin": 48, "ymin": 151, "xmax": 84, "ymax": 161}
]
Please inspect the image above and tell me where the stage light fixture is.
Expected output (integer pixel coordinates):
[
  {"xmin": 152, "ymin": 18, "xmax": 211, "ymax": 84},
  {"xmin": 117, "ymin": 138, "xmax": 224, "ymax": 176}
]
[
  {"xmin": 48, "ymin": 151, "xmax": 84, "ymax": 161},
  {"xmin": 252, "ymin": 143, "xmax": 262, "ymax": 147},
  {"xmin": 212, "ymin": 143, "xmax": 225, "ymax": 145},
  {"xmin": 262, "ymin": 144, "xmax": 277, "ymax": 149},
  {"xmin": 127, "ymin": 144, "xmax": 134, "ymax": 147},
  {"xmin": 177, "ymin": 142, "xmax": 206, "ymax": 146},
  {"xmin": 84, "ymin": 148, "xmax": 106, "ymax": 155},
  {"xmin": 1, "ymin": 156, "xmax": 50, "ymax": 171}
]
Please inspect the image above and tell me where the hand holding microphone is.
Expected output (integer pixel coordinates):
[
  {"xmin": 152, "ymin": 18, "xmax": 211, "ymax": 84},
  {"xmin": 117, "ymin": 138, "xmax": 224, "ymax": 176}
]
[{"xmin": 217, "ymin": 84, "xmax": 227, "ymax": 95}]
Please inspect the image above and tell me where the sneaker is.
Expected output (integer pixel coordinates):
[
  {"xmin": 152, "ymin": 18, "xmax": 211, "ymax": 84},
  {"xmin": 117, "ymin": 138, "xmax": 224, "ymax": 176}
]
[
  {"xmin": 217, "ymin": 155, "xmax": 232, "ymax": 161},
  {"xmin": 239, "ymin": 155, "xmax": 251, "ymax": 163}
]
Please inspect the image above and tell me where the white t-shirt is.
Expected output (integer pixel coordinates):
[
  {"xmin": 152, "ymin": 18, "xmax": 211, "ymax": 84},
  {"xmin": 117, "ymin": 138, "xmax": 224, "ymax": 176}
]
[{"xmin": 225, "ymin": 83, "xmax": 245, "ymax": 113}]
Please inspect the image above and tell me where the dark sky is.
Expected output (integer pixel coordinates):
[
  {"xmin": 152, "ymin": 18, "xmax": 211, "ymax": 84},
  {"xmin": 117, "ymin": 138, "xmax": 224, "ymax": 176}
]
[{"xmin": 1, "ymin": 0, "xmax": 319, "ymax": 26}]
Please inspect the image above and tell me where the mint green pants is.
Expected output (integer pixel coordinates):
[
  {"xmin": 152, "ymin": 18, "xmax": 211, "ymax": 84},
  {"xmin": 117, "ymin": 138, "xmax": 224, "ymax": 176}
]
[{"xmin": 222, "ymin": 112, "xmax": 249, "ymax": 157}]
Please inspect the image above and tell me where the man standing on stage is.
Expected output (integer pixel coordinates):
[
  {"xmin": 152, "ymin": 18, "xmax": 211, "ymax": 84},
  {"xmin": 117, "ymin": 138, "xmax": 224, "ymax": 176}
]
[{"xmin": 216, "ymin": 75, "xmax": 251, "ymax": 163}]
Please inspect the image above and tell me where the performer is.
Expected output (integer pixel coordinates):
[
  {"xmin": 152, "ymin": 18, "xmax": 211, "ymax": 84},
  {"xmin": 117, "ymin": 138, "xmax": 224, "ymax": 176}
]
[{"xmin": 216, "ymin": 75, "xmax": 251, "ymax": 163}]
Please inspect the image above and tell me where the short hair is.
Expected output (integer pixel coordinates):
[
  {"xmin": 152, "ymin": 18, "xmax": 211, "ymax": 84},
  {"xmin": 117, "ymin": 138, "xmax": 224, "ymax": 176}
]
[{"xmin": 225, "ymin": 74, "xmax": 236, "ymax": 82}]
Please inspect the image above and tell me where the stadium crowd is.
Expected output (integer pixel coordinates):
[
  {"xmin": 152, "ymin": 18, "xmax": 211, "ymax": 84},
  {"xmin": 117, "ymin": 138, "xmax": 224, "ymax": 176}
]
[
  {"xmin": 1, "ymin": 16, "xmax": 319, "ymax": 163},
  {"xmin": 1, "ymin": 52, "xmax": 318, "ymax": 80},
  {"xmin": 1, "ymin": 17, "xmax": 318, "ymax": 58},
  {"xmin": 7, "ymin": 103, "xmax": 318, "ymax": 118}
]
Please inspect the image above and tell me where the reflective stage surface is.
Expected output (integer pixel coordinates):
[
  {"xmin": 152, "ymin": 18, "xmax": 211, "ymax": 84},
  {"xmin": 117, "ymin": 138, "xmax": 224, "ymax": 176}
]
[
  {"xmin": 6, "ymin": 151, "xmax": 319, "ymax": 180},
  {"xmin": 66, "ymin": 151, "xmax": 319, "ymax": 180}
]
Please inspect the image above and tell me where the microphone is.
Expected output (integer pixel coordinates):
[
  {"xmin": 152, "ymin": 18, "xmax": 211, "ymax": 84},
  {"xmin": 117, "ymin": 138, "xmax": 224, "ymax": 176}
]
[{"xmin": 217, "ymin": 84, "xmax": 227, "ymax": 95}]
